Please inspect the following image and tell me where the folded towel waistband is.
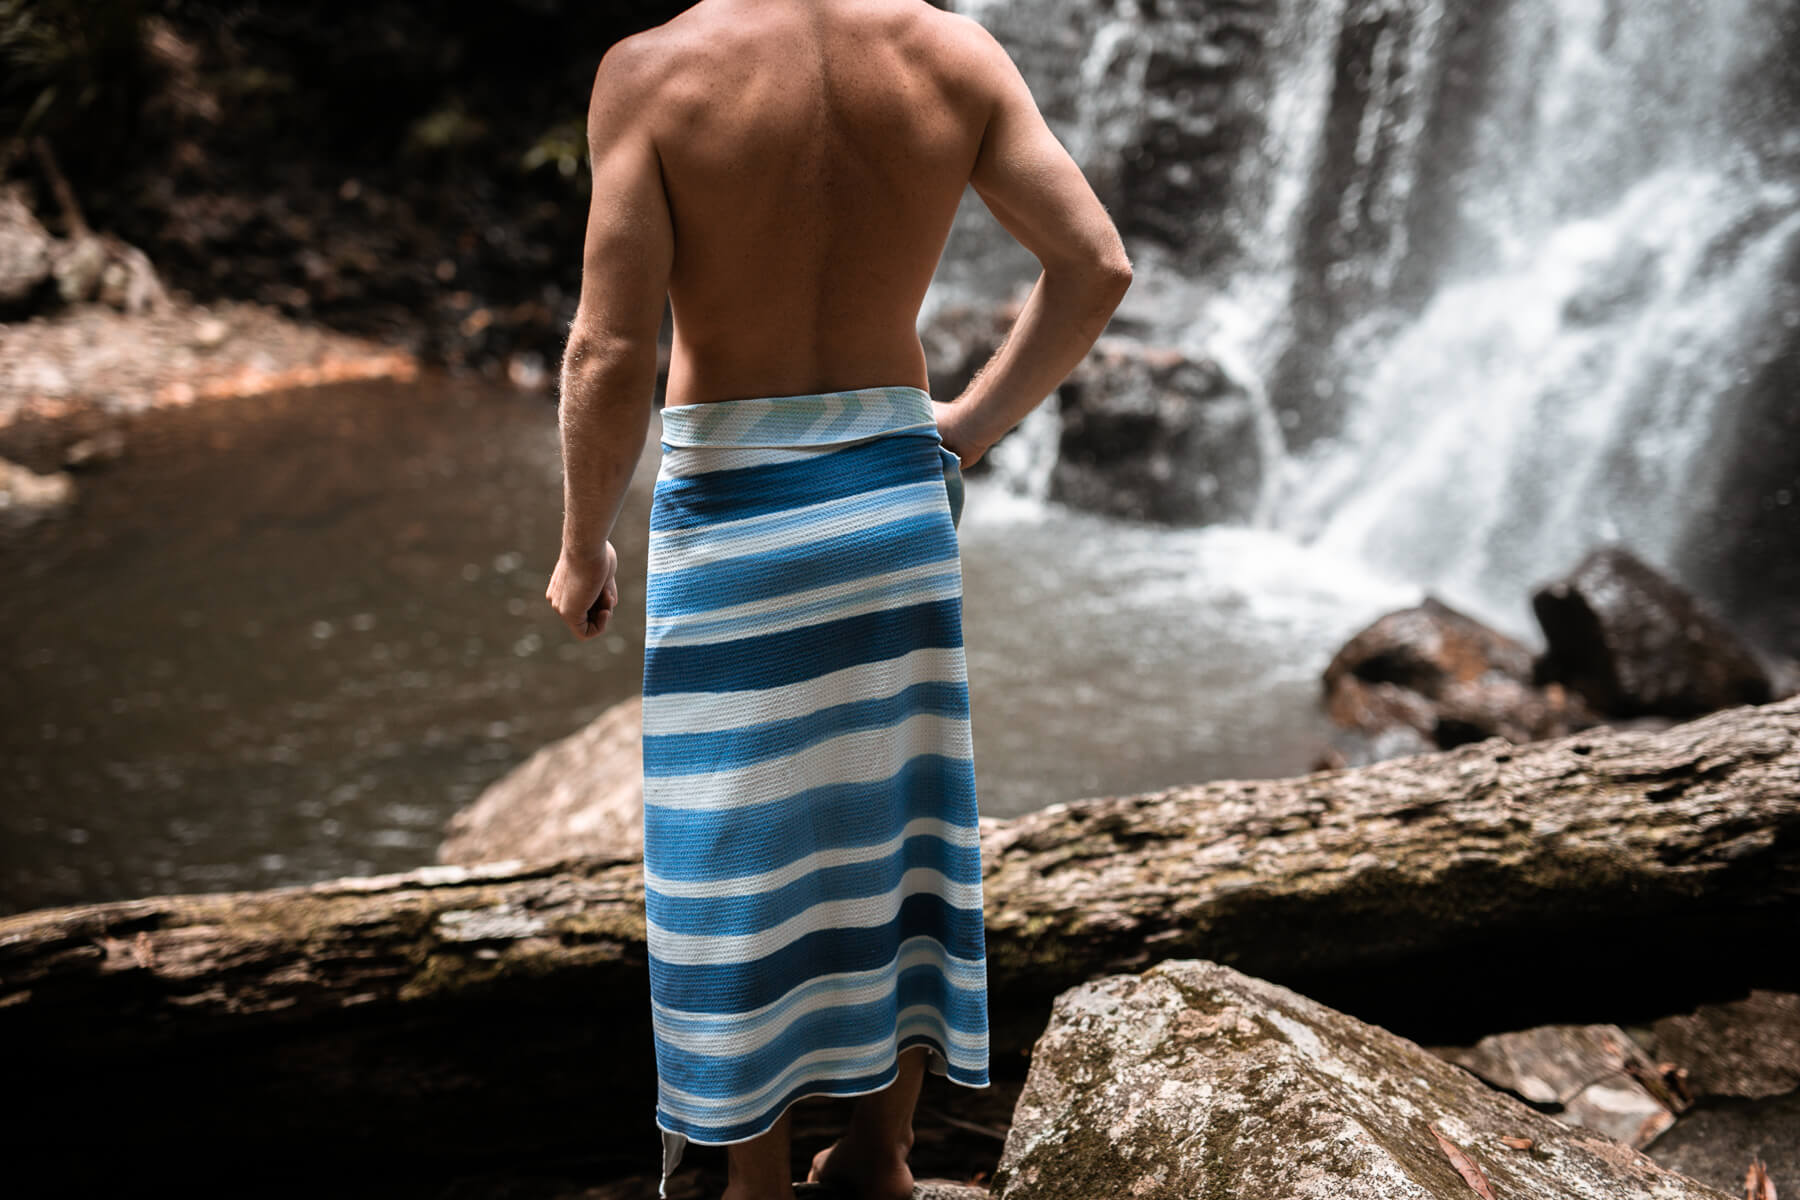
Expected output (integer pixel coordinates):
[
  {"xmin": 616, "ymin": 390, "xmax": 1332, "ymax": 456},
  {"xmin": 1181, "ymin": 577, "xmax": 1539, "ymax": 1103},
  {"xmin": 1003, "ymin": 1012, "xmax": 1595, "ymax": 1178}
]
[{"xmin": 657, "ymin": 385, "xmax": 939, "ymax": 449}]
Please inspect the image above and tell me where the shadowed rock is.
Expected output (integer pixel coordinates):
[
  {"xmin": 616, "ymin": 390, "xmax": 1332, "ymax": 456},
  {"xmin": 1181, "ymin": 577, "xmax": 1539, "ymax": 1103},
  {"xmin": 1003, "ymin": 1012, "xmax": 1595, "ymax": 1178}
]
[
  {"xmin": 1049, "ymin": 337, "xmax": 1263, "ymax": 524},
  {"xmin": 1429, "ymin": 1022, "xmax": 1684, "ymax": 1148},
  {"xmin": 1423, "ymin": 991, "xmax": 1800, "ymax": 1190},
  {"xmin": 1532, "ymin": 544, "xmax": 1775, "ymax": 718},
  {"xmin": 1320, "ymin": 594, "xmax": 1605, "ymax": 760}
]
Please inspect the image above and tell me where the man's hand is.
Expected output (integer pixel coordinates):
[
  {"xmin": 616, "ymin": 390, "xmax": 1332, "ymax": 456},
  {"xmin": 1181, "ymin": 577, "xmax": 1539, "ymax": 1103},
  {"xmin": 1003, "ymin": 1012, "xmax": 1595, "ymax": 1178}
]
[
  {"xmin": 933, "ymin": 399, "xmax": 988, "ymax": 469},
  {"xmin": 547, "ymin": 542, "xmax": 620, "ymax": 639}
]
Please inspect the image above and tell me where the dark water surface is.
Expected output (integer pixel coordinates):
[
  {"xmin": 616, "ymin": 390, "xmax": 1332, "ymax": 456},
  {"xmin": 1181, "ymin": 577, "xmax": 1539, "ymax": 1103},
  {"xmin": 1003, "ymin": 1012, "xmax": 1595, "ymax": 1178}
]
[
  {"xmin": 2, "ymin": 374, "xmax": 641, "ymax": 912},
  {"xmin": 2, "ymin": 372, "xmax": 1405, "ymax": 915}
]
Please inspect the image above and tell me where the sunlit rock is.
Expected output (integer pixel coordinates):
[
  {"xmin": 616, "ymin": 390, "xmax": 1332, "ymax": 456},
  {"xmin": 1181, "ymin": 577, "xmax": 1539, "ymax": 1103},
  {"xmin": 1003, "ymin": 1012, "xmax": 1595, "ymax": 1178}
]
[
  {"xmin": 993, "ymin": 958, "xmax": 1733, "ymax": 1200},
  {"xmin": 438, "ymin": 694, "xmax": 645, "ymax": 865}
]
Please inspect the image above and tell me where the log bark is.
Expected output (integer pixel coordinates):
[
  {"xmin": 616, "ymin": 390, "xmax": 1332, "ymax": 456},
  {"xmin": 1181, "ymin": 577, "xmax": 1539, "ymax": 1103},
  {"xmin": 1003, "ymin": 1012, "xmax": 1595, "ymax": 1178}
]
[
  {"xmin": 3, "ymin": 697, "xmax": 1796, "ymax": 1183},
  {"xmin": 980, "ymin": 693, "xmax": 1800, "ymax": 1044}
]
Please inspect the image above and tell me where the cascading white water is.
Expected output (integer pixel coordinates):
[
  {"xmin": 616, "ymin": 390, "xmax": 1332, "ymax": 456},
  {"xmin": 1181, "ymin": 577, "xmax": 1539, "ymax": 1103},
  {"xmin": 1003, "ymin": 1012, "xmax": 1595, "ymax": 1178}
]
[
  {"xmin": 941, "ymin": 0, "xmax": 1797, "ymax": 642},
  {"xmin": 1274, "ymin": 0, "xmax": 1799, "ymax": 635},
  {"xmin": 1281, "ymin": 171, "xmax": 1800, "ymax": 634}
]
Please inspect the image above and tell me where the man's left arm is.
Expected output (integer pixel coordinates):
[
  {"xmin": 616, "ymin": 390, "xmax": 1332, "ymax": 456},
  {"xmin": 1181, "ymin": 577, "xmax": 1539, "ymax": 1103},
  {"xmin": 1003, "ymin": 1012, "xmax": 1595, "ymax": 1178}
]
[{"xmin": 546, "ymin": 39, "xmax": 674, "ymax": 640}]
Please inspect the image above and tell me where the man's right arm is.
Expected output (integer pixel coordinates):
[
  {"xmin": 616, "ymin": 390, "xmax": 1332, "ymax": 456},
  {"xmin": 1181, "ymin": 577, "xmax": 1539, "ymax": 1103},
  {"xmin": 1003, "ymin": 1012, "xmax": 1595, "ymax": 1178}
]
[{"xmin": 942, "ymin": 15, "xmax": 1132, "ymax": 465}]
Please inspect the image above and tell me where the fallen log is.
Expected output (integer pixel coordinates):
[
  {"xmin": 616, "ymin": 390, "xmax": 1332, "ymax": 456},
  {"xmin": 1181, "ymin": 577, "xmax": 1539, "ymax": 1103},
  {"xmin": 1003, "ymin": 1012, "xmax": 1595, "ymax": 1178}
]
[
  {"xmin": 980, "ymin": 693, "xmax": 1800, "ymax": 1044},
  {"xmin": 3, "ymin": 697, "xmax": 1796, "ymax": 1184}
]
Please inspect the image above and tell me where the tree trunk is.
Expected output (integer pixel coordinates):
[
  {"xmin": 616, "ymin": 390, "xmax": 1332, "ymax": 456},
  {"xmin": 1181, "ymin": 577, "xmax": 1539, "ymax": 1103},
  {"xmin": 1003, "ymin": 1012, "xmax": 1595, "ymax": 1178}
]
[{"xmin": 4, "ymin": 697, "xmax": 1796, "ymax": 1185}]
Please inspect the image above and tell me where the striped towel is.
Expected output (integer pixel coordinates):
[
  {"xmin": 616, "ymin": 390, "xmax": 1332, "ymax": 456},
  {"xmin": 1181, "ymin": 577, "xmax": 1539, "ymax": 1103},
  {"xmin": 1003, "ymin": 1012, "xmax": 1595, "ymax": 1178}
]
[{"xmin": 640, "ymin": 385, "xmax": 989, "ymax": 1196}]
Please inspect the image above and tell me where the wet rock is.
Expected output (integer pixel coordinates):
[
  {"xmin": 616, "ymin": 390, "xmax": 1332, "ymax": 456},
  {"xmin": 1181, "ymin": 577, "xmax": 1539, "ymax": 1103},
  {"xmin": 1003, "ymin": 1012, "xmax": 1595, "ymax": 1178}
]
[
  {"xmin": 961, "ymin": 0, "xmax": 1271, "ymax": 272},
  {"xmin": 0, "ymin": 185, "xmax": 55, "ymax": 309},
  {"xmin": 0, "ymin": 457, "xmax": 76, "ymax": 527},
  {"xmin": 1049, "ymin": 337, "xmax": 1262, "ymax": 524},
  {"xmin": 438, "ymin": 694, "xmax": 645, "ymax": 865},
  {"xmin": 1532, "ymin": 544, "xmax": 1774, "ymax": 718},
  {"xmin": 1321, "ymin": 595, "xmax": 1605, "ymax": 755},
  {"xmin": 992, "ymin": 958, "xmax": 1733, "ymax": 1200}
]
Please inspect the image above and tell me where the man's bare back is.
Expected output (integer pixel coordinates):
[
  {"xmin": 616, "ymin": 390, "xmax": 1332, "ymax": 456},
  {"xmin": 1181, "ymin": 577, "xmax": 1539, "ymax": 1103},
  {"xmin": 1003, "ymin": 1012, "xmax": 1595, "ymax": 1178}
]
[
  {"xmin": 572, "ymin": 0, "xmax": 1130, "ymax": 415},
  {"xmin": 631, "ymin": 0, "xmax": 987, "ymax": 405},
  {"xmin": 548, "ymin": 0, "xmax": 1129, "ymax": 638}
]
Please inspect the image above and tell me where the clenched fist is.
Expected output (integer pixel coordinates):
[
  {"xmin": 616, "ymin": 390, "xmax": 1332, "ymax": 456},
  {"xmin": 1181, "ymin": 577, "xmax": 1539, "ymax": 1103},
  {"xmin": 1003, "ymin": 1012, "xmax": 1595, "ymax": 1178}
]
[{"xmin": 547, "ymin": 542, "xmax": 620, "ymax": 639}]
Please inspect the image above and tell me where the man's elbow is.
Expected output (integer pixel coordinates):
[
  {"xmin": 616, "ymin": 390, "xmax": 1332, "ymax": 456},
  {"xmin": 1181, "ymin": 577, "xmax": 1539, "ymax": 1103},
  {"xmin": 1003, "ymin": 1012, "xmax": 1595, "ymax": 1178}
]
[
  {"xmin": 561, "ymin": 328, "xmax": 655, "ymax": 384},
  {"xmin": 1095, "ymin": 249, "xmax": 1133, "ymax": 302},
  {"xmin": 1046, "ymin": 246, "xmax": 1133, "ymax": 310}
]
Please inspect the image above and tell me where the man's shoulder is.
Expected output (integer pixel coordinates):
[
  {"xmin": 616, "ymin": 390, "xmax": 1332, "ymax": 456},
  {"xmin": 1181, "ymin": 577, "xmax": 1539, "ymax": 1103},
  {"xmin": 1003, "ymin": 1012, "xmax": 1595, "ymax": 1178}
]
[
  {"xmin": 593, "ymin": 19, "xmax": 678, "ymax": 90},
  {"xmin": 920, "ymin": 8, "xmax": 1012, "ymax": 66},
  {"xmin": 601, "ymin": 2, "xmax": 1005, "ymax": 72}
]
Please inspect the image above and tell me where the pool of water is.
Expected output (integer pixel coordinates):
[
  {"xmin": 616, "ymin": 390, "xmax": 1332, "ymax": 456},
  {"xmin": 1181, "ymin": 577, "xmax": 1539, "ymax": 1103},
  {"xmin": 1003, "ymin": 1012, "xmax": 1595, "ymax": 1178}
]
[{"xmin": 1, "ymin": 371, "xmax": 1421, "ymax": 915}]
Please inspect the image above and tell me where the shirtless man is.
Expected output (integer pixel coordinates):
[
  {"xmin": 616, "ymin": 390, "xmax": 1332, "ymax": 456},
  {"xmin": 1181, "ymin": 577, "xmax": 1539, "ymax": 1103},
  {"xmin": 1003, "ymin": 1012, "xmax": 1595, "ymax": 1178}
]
[{"xmin": 545, "ymin": 2, "xmax": 1129, "ymax": 1197}]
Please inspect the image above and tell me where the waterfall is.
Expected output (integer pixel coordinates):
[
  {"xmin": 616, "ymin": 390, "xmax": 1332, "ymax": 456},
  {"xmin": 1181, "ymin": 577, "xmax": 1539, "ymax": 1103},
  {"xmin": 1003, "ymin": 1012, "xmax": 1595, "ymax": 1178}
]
[
  {"xmin": 1274, "ymin": 0, "xmax": 1799, "ymax": 635},
  {"xmin": 1281, "ymin": 171, "xmax": 1800, "ymax": 634},
  {"xmin": 941, "ymin": 0, "xmax": 1799, "ymax": 644}
]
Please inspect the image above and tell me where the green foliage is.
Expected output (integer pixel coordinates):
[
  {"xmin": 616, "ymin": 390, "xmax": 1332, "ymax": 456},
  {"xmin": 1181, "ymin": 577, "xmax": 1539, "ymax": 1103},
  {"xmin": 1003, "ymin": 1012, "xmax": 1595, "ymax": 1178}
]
[
  {"xmin": 521, "ymin": 117, "xmax": 587, "ymax": 181},
  {"xmin": 0, "ymin": 0, "xmax": 147, "ymax": 153},
  {"xmin": 405, "ymin": 98, "xmax": 490, "ymax": 157}
]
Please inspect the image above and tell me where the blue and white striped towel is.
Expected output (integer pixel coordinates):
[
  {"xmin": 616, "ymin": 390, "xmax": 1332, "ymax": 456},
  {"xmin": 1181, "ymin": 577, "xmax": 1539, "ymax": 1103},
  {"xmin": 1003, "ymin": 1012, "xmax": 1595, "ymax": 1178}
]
[{"xmin": 640, "ymin": 385, "xmax": 989, "ymax": 1196}]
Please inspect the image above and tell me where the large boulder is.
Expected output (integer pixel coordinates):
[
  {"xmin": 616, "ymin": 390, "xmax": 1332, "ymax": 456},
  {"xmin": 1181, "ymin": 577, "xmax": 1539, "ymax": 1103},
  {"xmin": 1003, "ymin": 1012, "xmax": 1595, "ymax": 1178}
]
[
  {"xmin": 992, "ymin": 958, "xmax": 1733, "ymax": 1200},
  {"xmin": 1050, "ymin": 337, "xmax": 1263, "ymax": 524},
  {"xmin": 438, "ymin": 694, "xmax": 645, "ymax": 865},
  {"xmin": 1532, "ymin": 545, "xmax": 1774, "ymax": 718},
  {"xmin": 954, "ymin": 0, "xmax": 1278, "ymax": 273}
]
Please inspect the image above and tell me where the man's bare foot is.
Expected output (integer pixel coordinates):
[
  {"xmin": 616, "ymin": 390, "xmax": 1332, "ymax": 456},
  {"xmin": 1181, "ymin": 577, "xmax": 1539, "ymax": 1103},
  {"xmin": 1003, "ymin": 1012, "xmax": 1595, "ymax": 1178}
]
[{"xmin": 806, "ymin": 1135, "xmax": 914, "ymax": 1200}]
